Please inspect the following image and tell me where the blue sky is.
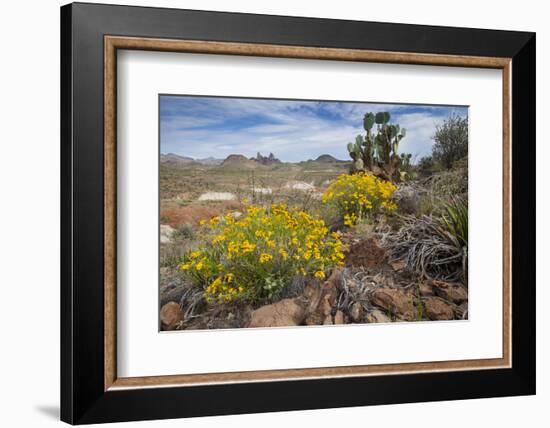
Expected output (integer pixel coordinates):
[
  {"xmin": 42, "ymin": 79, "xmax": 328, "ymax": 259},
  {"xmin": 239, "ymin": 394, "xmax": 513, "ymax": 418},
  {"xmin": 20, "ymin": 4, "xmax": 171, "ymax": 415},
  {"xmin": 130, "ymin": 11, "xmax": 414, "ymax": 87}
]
[{"xmin": 160, "ymin": 95, "xmax": 468, "ymax": 162}]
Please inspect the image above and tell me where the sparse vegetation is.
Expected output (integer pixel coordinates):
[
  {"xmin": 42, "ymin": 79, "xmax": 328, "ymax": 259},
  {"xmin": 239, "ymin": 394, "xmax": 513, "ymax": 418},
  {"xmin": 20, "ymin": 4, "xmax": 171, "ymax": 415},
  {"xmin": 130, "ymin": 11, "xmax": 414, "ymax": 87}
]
[
  {"xmin": 381, "ymin": 211, "xmax": 467, "ymax": 283},
  {"xmin": 178, "ymin": 204, "xmax": 344, "ymax": 304},
  {"xmin": 432, "ymin": 113, "xmax": 468, "ymax": 169},
  {"xmin": 159, "ymin": 103, "xmax": 469, "ymax": 330}
]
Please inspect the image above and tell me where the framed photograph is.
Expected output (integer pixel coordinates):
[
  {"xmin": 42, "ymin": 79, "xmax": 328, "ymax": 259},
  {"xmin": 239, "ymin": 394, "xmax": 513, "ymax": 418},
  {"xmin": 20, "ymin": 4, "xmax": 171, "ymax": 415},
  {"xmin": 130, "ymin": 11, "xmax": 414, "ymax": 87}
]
[{"xmin": 61, "ymin": 2, "xmax": 535, "ymax": 424}]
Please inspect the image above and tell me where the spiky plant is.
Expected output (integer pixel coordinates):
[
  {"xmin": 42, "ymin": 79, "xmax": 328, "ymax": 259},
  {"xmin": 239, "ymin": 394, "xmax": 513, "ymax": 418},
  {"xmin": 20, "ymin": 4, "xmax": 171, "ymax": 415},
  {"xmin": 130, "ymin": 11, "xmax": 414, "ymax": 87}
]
[
  {"xmin": 436, "ymin": 198, "xmax": 468, "ymax": 250},
  {"xmin": 381, "ymin": 198, "xmax": 468, "ymax": 284}
]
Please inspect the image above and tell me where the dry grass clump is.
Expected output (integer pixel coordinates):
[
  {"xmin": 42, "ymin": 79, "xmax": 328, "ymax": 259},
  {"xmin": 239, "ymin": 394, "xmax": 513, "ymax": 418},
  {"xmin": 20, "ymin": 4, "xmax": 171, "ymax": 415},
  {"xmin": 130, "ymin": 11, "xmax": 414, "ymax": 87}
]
[{"xmin": 381, "ymin": 198, "xmax": 468, "ymax": 283}]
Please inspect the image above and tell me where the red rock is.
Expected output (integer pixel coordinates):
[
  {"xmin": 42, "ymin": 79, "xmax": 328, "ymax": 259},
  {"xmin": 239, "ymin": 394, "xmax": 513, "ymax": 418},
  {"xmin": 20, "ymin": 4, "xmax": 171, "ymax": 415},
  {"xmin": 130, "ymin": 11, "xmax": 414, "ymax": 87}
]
[
  {"xmin": 424, "ymin": 297, "xmax": 455, "ymax": 320},
  {"xmin": 160, "ymin": 301, "xmax": 184, "ymax": 330},
  {"xmin": 304, "ymin": 267, "xmax": 343, "ymax": 325},
  {"xmin": 366, "ymin": 309, "xmax": 391, "ymax": 323},
  {"xmin": 370, "ymin": 287, "xmax": 416, "ymax": 321},
  {"xmin": 248, "ymin": 298, "xmax": 306, "ymax": 328},
  {"xmin": 334, "ymin": 310, "xmax": 345, "ymax": 324},
  {"xmin": 430, "ymin": 280, "xmax": 468, "ymax": 304}
]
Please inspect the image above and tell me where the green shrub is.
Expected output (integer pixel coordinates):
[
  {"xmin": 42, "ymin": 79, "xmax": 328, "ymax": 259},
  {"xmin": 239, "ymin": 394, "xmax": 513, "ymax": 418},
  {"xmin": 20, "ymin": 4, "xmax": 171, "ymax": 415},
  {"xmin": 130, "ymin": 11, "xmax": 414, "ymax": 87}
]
[
  {"xmin": 179, "ymin": 204, "xmax": 345, "ymax": 304},
  {"xmin": 432, "ymin": 114, "xmax": 468, "ymax": 169}
]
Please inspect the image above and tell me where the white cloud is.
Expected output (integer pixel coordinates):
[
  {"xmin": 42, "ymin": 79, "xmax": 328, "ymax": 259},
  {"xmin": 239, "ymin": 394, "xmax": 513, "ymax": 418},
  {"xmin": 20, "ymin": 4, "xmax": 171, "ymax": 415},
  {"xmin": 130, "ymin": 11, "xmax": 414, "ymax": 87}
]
[{"xmin": 160, "ymin": 96, "xmax": 467, "ymax": 162}]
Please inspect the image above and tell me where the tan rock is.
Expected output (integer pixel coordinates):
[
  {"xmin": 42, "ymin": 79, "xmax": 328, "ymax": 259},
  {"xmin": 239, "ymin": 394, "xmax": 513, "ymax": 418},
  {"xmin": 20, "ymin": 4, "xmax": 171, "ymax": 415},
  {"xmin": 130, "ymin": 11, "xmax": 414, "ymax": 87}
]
[
  {"xmin": 248, "ymin": 298, "xmax": 306, "ymax": 328},
  {"xmin": 350, "ymin": 302, "xmax": 365, "ymax": 322},
  {"xmin": 419, "ymin": 282, "xmax": 434, "ymax": 297},
  {"xmin": 424, "ymin": 297, "xmax": 454, "ymax": 320},
  {"xmin": 366, "ymin": 309, "xmax": 391, "ymax": 323},
  {"xmin": 160, "ymin": 224, "xmax": 175, "ymax": 244},
  {"xmin": 326, "ymin": 266, "xmax": 345, "ymax": 291},
  {"xmin": 322, "ymin": 311, "xmax": 345, "ymax": 325},
  {"xmin": 160, "ymin": 301, "xmax": 184, "ymax": 330},
  {"xmin": 323, "ymin": 314, "xmax": 333, "ymax": 325},
  {"xmin": 304, "ymin": 267, "xmax": 343, "ymax": 325},
  {"xmin": 370, "ymin": 287, "xmax": 416, "ymax": 321},
  {"xmin": 431, "ymin": 280, "xmax": 468, "ymax": 304}
]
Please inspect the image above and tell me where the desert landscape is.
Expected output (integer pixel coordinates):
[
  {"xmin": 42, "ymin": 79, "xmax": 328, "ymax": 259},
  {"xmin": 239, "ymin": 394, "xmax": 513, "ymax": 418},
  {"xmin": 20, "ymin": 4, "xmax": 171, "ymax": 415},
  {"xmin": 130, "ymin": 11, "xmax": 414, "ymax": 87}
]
[{"xmin": 159, "ymin": 98, "xmax": 468, "ymax": 331}]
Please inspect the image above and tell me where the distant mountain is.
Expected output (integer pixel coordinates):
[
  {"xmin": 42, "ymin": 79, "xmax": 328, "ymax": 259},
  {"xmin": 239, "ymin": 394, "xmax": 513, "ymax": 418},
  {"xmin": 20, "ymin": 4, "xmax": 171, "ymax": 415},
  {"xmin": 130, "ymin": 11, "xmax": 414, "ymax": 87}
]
[
  {"xmin": 160, "ymin": 153, "xmax": 224, "ymax": 167},
  {"xmin": 160, "ymin": 153, "xmax": 196, "ymax": 166},
  {"xmin": 196, "ymin": 156, "xmax": 223, "ymax": 166},
  {"xmin": 221, "ymin": 154, "xmax": 260, "ymax": 169},
  {"xmin": 161, "ymin": 152, "xmax": 346, "ymax": 168},
  {"xmin": 251, "ymin": 152, "xmax": 281, "ymax": 166},
  {"xmin": 314, "ymin": 154, "xmax": 345, "ymax": 163}
]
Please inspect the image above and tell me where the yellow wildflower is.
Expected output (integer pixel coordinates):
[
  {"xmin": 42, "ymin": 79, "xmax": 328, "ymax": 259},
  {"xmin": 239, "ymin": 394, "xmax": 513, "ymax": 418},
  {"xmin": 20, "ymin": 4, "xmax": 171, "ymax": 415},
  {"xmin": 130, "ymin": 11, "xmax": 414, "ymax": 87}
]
[
  {"xmin": 241, "ymin": 240, "xmax": 256, "ymax": 254},
  {"xmin": 259, "ymin": 253, "xmax": 273, "ymax": 263},
  {"xmin": 314, "ymin": 270, "xmax": 326, "ymax": 280},
  {"xmin": 179, "ymin": 262, "xmax": 192, "ymax": 271}
]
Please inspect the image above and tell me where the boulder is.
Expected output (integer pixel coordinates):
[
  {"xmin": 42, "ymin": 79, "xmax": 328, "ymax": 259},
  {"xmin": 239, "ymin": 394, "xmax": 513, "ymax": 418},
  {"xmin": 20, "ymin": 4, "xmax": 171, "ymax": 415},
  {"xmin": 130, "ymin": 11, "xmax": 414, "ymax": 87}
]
[
  {"xmin": 366, "ymin": 309, "xmax": 391, "ymax": 323},
  {"xmin": 423, "ymin": 297, "xmax": 454, "ymax": 320},
  {"xmin": 430, "ymin": 280, "xmax": 468, "ymax": 304},
  {"xmin": 419, "ymin": 282, "xmax": 434, "ymax": 297},
  {"xmin": 160, "ymin": 224, "xmax": 175, "ymax": 244},
  {"xmin": 160, "ymin": 301, "xmax": 184, "ymax": 330},
  {"xmin": 304, "ymin": 267, "xmax": 343, "ymax": 325},
  {"xmin": 370, "ymin": 287, "xmax": 417, "ymax": 321},
  {"xmin": 248, "ymin": 298, "xmax": 306, "ymax": 328},
  {"xmin": 160, "ymin": 268, "xmax": 189, "ymax": 306},
  {"xmin": 322, "ymin": 310, "xmax": 345, "ymax": 325},
  {"xmin": 395, "ymin": 188, "xmax": 418, "ymax": 214}
]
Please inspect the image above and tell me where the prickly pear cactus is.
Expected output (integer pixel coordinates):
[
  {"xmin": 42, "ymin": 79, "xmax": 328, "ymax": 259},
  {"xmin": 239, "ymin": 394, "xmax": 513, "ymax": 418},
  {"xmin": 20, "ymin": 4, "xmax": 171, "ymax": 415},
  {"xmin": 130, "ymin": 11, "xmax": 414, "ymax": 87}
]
[{"xmin": 346, "ymin": 111, "xmax": 407, "ymax": 182}]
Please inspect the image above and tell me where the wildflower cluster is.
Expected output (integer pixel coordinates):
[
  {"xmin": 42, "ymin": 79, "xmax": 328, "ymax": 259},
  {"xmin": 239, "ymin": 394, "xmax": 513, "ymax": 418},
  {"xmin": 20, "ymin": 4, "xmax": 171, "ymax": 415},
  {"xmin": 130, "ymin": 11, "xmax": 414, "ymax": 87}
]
[
  {"xmin": 322, "ymin": 172, "xmax": 397, "ymax": 226},
  {"xmin": 179, "ymin": 204, "xmax": 345, "ymax": 304}
]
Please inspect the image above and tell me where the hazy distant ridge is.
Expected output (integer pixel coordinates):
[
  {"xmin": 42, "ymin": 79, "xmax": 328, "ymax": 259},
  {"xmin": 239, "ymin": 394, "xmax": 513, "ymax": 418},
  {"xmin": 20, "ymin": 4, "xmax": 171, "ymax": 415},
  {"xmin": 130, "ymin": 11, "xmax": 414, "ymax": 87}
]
[{"xmin": 161, "ymin": 152, "xmax": 347, "ymax": 167}]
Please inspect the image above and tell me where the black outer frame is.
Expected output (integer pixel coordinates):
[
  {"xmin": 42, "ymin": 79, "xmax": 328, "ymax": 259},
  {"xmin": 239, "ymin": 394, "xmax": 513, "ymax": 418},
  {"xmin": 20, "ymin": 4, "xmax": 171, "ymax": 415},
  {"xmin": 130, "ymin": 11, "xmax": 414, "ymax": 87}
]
[{"xmin": 60, "ymin": 2, "xmax": 535, "ymax": 424}]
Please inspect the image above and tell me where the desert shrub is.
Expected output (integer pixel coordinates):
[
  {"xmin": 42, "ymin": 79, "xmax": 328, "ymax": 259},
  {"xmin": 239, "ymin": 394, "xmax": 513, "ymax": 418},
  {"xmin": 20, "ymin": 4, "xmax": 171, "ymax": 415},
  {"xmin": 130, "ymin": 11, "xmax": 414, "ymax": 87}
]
[
  {"xmin": 322, "ymin": 172, "xmax": 397, "ymax": 226},
  {"xmin": 399, "ymin": 153, "xmax": 417, "ymax": 182},
  {"xmin": 160, "ymin": 224, "xmax": 199, "ymax": 268},
  {"xmin": 382, "ymin": 198, "xmax": 468, "ymax": 283},
  {"xmin": 179, "ymin": 204, "xmax": 345, "ymax": 304},
  {"xmin": 432, "ymin": 114, "xmax": 468, "ymax": 169},
  {"xmin": 417, "ymin": 155, "xmax": 435, "ymax": 176},
  {"xmin": 415, "ymin": 194, "xmax": 437, "ymax": 217},
  {"xmin": 173, "ymin": 223, "xmax": 196, "ymax": 240},
  {"xmin": 430, "ymin": 167, "xmax": 468, "ymax": 198}
]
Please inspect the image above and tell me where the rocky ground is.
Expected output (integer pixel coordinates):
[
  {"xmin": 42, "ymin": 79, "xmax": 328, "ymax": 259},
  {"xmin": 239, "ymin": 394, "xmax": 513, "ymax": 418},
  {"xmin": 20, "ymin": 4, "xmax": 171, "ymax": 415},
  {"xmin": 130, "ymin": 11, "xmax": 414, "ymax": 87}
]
[
  {"xmin": 159, "ymin": 161, "xmax": 468, "ymax": 331},
  {"xmin": 160, "ymin": 232, "xmax": 468, "ymax": 331}
]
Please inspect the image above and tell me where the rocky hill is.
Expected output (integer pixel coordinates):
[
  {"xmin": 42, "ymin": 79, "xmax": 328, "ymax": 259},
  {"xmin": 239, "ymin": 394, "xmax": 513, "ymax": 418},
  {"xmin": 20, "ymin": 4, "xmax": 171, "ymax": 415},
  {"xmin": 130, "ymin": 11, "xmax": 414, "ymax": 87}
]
[
  {"xmin": 197, "ymin": 156, "xmax": 223, "ymax": 166},
  {"xmin": 160, "ymin": 153, "xmax": 224, "ymax": 167},
  {"xmin": 314, "ymin": 154, "xmax": 345, "ymax": 163},
  {"xmin": 251, "ymin": 152, "xmax": 281, "ymax": 166},
  {"xmin": 160, "ymin": 153, "xmax": 196, "ymax": 166},
  {"xmin": 221, "ymin": 154, "xmax": 260, "ymax": 169}
]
